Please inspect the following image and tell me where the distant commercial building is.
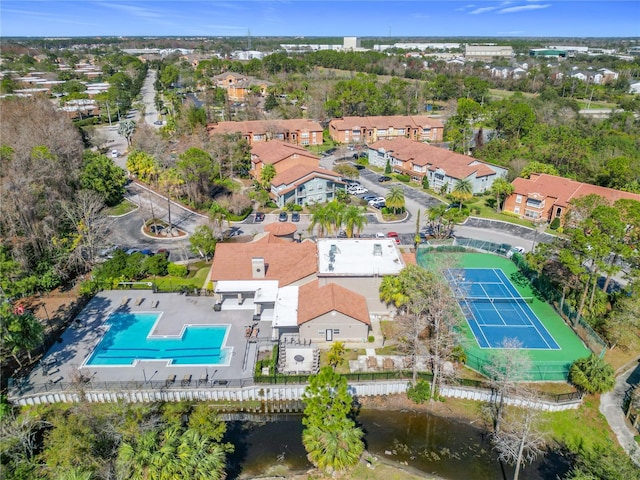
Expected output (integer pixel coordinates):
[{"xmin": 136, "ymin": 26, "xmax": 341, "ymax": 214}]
[
  {"xmin": 529, "ymin": 49, "xmax": 567, "ymax": 58},
  {"xmin": 343, "ymin": 37, "xmax": 361, "ymax": 51},
  {"xmin": 464, "ymin": 44, "xmax": 513, "ymax": 60}
]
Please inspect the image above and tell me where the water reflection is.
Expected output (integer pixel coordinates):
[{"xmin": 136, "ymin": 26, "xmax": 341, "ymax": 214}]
[{"xmin": 223, "ymin": 409, "xmax": 569, "ymax": 480}]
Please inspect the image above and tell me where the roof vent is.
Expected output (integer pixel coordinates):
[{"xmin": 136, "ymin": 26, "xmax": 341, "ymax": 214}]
[
  {"xmin": 373, "ymin": 244, "xmax": 382, "ymax": 256},
  {"xmin": 251, "ymin": 257, "xmax": 265, "ymax": 279}
]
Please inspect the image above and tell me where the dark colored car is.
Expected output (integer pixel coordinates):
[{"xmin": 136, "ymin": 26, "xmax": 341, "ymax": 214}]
[
  {"xmin": 378, "ymin": 175, "xmax": 392, "ymax": 182},
  {"xmin": 291, "ymin": 212, "xmax": 300, "ymax": 222},
  {"xmin": 254, "ymin": 212, "xmax": 265, "ymax": 222},
  {"xmin": 278, "ymin": 211, "xmax": 288, "ymax": 222},
  {"xmin": 352, "ymin": 163, "xmax": 365, "ymax": 170}
]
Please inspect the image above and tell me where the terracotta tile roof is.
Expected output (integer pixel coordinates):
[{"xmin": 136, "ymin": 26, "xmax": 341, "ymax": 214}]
[
  {"xmin": 272, "ymin": 165, "xmax": 344, "ymax": 187},
  {"xmin": 264, "ymin": 222, "xmax": 298, "ymax": 236},
  {"xmin": 370, "ymin": 138, "xmax": 498, "ymax": 180},
  {"xmin": 251, "ymin": 140, "xmax": 319, "ymax": 165},
  {"xmin": 512, "ymin": 173, "xmax": 640, "ymax": 207},
  {"xmin": 209, "ymin": 233, "xmax": 317, "ymax": 286},
  {"xmin": 331, "ymin": 115, "xmax": 443, "ymax": 130},
  {"xmin": 401, "ymin": 252, "xmax": 417, "ymax": 266},
  {"xmin": 297, "ymin": 280, "xmax": 370, "ymax": 326},
  {"xmin": 207, "ymin": 119, "xmax": 323, "ymax": 136}
]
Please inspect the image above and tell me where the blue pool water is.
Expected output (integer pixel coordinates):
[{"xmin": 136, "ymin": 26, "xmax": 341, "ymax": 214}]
[{"xmin": 86, "ymin": 312, "xmax": 231, "ymax": 366}]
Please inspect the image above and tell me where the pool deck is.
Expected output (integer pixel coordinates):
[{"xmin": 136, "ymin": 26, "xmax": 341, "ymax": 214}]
[{"xmin": 26, "ymin": 291, "xmax": 267, "ymax": 389}]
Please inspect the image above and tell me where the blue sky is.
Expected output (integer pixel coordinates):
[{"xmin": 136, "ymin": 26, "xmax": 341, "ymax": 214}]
[{"xmin": 2, "ymin": 1, "xmax": 639, "ymax": 38}]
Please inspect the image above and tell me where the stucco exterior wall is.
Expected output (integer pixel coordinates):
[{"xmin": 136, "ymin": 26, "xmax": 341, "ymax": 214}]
[{"xmin": 298, "ymin": 311, "xmax": 369, "ymax": 342}]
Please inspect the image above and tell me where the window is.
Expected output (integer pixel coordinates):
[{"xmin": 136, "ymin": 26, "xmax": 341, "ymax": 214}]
[
  {"xmin": 516, "ymin": 194, "xmax": 522, "ymax": 204},
  {"xmin": 301, "ymin": 132, "xmax": 309, "ymax": 138},
  {"xmin": 555, "ymin": 207, "xmax": 562, "ymax": 218},
  {"xmin": 526, "ymin": 198, "xmax": 543, "ymax": 208},
  {"xmin": 318, "ymin": 330, "xmax": 325, "ymax": 335},
  {"xmin": 524, "ymin": 209, "xmax": 540, "ymax": 219},
  {"xmin": 308, "ymin": 185, "xmax": 314, "ymax": 191},
  {"xmin": 333, "ymin": 329, "xmax": 340, "ymax": 335},
  {"xmin": 302, "ymin": 140, "xmax": 309, "ymax": 145},
  {"xmin": 514, "ymin": 206, "xmax": 520, "ymax": 214},
  {"xmin": 254, "ymin": 134, "xmax": 263, "ymax": 141},
  {"xmin": 378, "ymin": 129, "xmax": 387, "ymax": 135},
  {"xmin": 435, "ymin": 173, "xmax": 444, "ymax": 181},
  {"xmin": 397, "ymin": 128, "xmax": 405, "ymax": 135}
]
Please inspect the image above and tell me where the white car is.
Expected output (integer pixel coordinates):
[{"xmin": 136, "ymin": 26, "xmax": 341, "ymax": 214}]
[
  {"xmin": 375, "ymin": 232, "xmax": 386, "ymax": 239},
  {"xmin": 350, "ymin": 186, "xmax": 368, "ymax": 195},
  {"xmin": 111, "ymin": 149, "xmax": 119, "ymax": 158},
  {"xmin": 506, "ymin": 246, "xmax": 526, "ymax": 258},
  {"xmin": 368, "ymin": 197, "xmax": 385, "ymax": 206}
]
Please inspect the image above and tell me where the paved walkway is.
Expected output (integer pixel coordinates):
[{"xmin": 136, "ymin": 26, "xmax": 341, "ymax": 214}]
[{"xmin": 599, "ymin": 360, "xmax": 640, "ymax": 467}]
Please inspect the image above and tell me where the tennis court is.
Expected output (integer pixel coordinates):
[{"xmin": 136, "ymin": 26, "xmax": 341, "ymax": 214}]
[{"xmin": 445, "ymin": 268, "xmax": 560, "ymax": 350}]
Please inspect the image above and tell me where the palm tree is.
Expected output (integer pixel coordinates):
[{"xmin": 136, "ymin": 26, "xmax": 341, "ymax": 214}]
[
  {"xmin": 451, "ymin": 179, "xmax": 473, "ymax": 211},
  {"xmin": 259, "ymin": 163, "xmax": 276, "ymax": 190},
  {"xmin": 490, "ymin": 177, "xmax": 515, "ymax": 212},
  {"xmin": 385, "ymin": 186, "xmax": 405, "ymax": 215},
  {"xmin": 302, "ymin": 420, "xmax": 364, "ymax": 473},
  {"xmin": 341, "ymin": 205, "xmax": 368, "ymax": 237},
  {"xmin": 208, "ymin": 202, "xmax": 229, "ymax": 240},
  {"xmin": 325, "ymin": 201, "xmax": 346, "ymax": 236},
  {"xmin": 308, "ymin": 203, "xmax": 332, "ymax": 238},
  {"xmin": 569, "ymin": 354, "xmax": 615, "ymax": 394},
  {"xmin": 327, "ymin": 341, "xmax": 346, "ymax": 369},
  {"xmin": 379, "ymin": 275, "xmax": 409, "ymax": 309},
  {"xmin": 176, "ymin": 429, "xmax": 230, "ymax": 480}
]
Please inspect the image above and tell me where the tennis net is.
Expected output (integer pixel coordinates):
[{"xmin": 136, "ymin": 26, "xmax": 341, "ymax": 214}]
[{"xmin": 457, "ymin": 296, "xmax": 534, "ymax": 304}]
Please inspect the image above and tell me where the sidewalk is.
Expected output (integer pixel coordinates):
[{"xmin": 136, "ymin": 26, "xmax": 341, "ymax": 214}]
[{"xmin": 599, "ymin": 360, "xmax": 640, "ymax": 467}]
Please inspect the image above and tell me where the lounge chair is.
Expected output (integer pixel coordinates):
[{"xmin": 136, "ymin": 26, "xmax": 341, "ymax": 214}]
[
  {"xmin": 50, "ymin": 375, "xmax": 63, "ymax": 384},
  {"xmin": 151, "ymin": 300, "xmax": 159, "ymax": 308},
  {"xmin": 367, "ymin": 356, "xmax": 378, "ymax": 369},
  {"xmin": 251, "ymin": 327, "xmax": 259, "ymax": 338},
  {"xmin": 199, "ymin": 372, "xmax": 208, "ymax": 386},
  {"xmin": 166, "ymin": 374, "xmax": 176, "ymax": 386},
  {"xmin": 121, "ymin": 297, "xmax": 130, "ymax": 307},
  {"xmin": 383, "ymin": 357, "xmax": 395, "ymax": 370},
  {"xmin": 245, "ymin": 326, "xmax": 252, "ymax": 338},
  {"xmin": 182, "ymin": 374, "xmax": 192, "ymax": 386},
  {"xmin": 135, "ymin": 297, "xmax": 144, "ymax": 306}
]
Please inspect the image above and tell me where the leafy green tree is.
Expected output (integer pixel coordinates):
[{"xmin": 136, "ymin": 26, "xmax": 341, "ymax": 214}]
[
  {"xmin": 490, "ymin": 177, "xmax": 515, "ymax": 213},
  {"xmin": 302, "ymin": 367, "xmax": 364, "ymax": 473},
  {"xmin": 80, "ymin": 151, "xmax": 127, "ymax": 206},
  {"xmin": 384, "ymin": 159, "xmax": 392, "ymax": 174},
  {"xmin": 0, "ymin": 302, "xmax": 44, "ymax": 367},
  {"xmin": 333, "ymin": 163, "xmax": 359, "ymax": 180},
  {"xmin": 189, "ymin": 225, "xmax": 217, "ymax": 261},
  {"xmin": 378, "ymin": 275, "xmax": 408, "ymax": 309},
  {"xmin": 569, "ymin": 355, "xmax": 615, "ymax": 394},
  {"xmin": 126, "ymin": 150, "xmax": 159, "ymax": 184},
  {"xmin": 385, "ymin": 186, "xmax": 405, "ymax": 214},
  {"xmin": 176, "ymin": 148, "xmax": 216, "ymax": 206},
  {"xmin": 451, "ymin": 179, "xmax": 473, "ymax": 210},
  {"xmin": 264, "ymin": 92, "xmax": 279, "ymax": 111},
  {"xmin": 159, "ymin": 64, "xmax": 179, "ymax": 89},
  {"xmin": 491, "ymin": 98, "xmax": 536, "ymax": 141}
]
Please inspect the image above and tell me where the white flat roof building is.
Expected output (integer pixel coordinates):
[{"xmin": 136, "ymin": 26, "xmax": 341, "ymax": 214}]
[
  {"xmin": 273, "ymin": 285, "xmax": 299, "ymax": 328},
  {"xmin": 214, "ymin": 280, "xmax": 279, "ymax": 303},
  {"xmin": 317, "ymin": 238, "xmax": 404, "ymax": 277}
]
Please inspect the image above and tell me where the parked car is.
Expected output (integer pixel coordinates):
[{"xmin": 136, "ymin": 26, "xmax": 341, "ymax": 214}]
[
  {"xmin": 153, "ymin": 120, "xmax": 163, "ymax": 125},
  {"xmin": 291, "ymin": 212, "xmax": 300, "ymax": 222},
  {"xmin": 111, "ymin": 149, "xmax": 119, "ymax": 158},
  {"xmin": 378, "ymin": 175, "xmax": 392, "ymax": 182},
  {"xmin": 350, "ymin": 186, "xmax": 368, "ymax": 195},
  {"xmin": 362, "ymin": 194, "xmax": 378, "ymax": 202},
  {"xmin": 352, "ymin": 163, "xmax": 365, "ymax": 170},
  {"xmin": 140, "ymin": 249, "xmax": 154, "ymax": 256},
  {"xmin": 506, "ymin": 246, "xmax": 526, "ymax": 258},
  {"xmin": 125, "ymin": 248, "xmax": 140, "ymax": 255},
  {"xmin": 322, "ymin": 148, "xmax": 337, "ymax": 156},
  {"xmin": 387, "ymin": 232, "xmax": 401, "ymax": 244},
  {"xmin": 368, "ymin": 197, "xmax": 385, "ymax": 206},
  {"xmin": 375, "ymin": 232, "xmax": 386, "ymax": 239},
  {"xmin": 352, "ymin": 152, "xmax": 367, "ymax": 159},
  {"xmin": 254, "ymin": 212, "xmax": 265, "ymax": 222},
  {"xmin": 278, "ymin": 211, "xmax": 288, "ymax": 222},
  {"xmin": 370, "ymin": 200, "xmax": 386, "ymax": 209}
]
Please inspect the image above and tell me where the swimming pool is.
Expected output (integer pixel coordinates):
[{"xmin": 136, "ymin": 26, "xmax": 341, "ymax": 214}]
[{"xmin": 86, "ymin": 311, "xmax": 231, "ymax": 366}]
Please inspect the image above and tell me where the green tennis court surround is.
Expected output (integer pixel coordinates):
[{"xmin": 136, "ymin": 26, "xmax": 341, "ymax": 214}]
[{"xmin": 417, "ymin": 250, "xmax": 591, "ymax": 381}]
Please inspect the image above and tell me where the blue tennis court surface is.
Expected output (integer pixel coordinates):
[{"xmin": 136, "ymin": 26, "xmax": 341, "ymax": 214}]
[{"xmin": 445, "ymin": 268, "xmax": 560, "ymax": 350}]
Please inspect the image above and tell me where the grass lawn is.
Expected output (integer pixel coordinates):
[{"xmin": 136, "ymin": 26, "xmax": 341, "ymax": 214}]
[
  {"xmin": 464, "ymin": 195, "xmax": 538, "ymax": 228},
  {"xmin": 148, "ymin": 264, "xmax": 211, "ymax": 291},
  {"xmin": 104, "ymin": 199, "xmax": 137, "ymax": 216}
]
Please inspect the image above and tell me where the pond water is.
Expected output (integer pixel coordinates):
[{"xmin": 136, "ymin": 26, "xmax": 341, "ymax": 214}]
[{"xmin": 223, "ymin": 409, "xmax": 570, "ymax": 480}]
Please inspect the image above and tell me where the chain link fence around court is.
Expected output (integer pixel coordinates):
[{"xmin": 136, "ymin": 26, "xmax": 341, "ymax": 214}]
[
  {"xmin": 464, "ymin": 350, "xmax": 572, "ymax": 382},
  {"xmin": 511, "ymin": 254, "xmax": 607, "ymax": 357}
]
